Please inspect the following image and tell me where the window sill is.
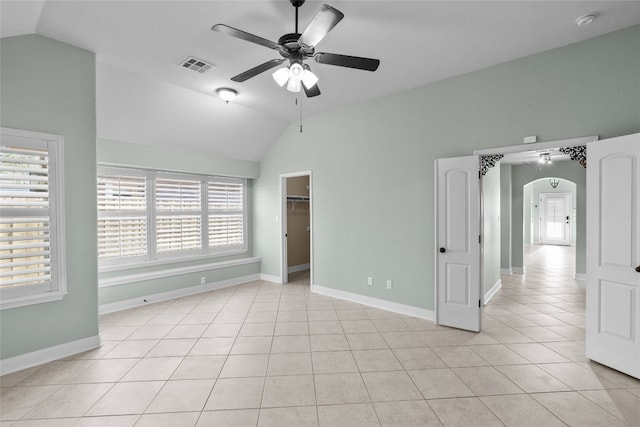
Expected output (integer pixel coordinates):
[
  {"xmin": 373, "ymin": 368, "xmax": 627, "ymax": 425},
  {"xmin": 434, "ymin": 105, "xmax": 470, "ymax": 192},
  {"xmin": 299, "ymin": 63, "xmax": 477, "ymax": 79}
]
[
  {"xmin": 98, "ymin": 248, "xmax": 249, "ymax": 273},
  {"xmin": 0, "ymin": 290, "xmax": 67, "ymax": 311},
  {"xmin": 98, "ymin": 256, "xmax": 261, "ymax": 288}
]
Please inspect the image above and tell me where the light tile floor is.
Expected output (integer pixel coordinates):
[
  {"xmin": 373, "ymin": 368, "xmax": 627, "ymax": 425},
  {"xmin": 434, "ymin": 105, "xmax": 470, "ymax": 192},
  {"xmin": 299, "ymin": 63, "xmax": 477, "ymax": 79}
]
[{"xmin": 2, "ymin": 245, "xmax": 639, "ymax": 426}]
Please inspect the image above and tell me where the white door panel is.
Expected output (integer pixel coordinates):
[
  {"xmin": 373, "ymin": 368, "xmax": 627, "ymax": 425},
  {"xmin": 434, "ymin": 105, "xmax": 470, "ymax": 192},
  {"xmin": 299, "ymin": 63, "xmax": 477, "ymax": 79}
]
[
  {"xmin": 436, "ymin": 156, "xmax": 481, "ymax": 332},
  {"xmin": 586, "ymin": 133, "xmax": 640, "ymax": 379}
]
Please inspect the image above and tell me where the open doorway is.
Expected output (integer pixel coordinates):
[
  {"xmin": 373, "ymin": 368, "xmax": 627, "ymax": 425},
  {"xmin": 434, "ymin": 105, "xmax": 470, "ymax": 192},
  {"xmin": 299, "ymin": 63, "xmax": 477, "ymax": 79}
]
[
  {"xmin": 280, "ymin": 172, "xmax": 312, "ymax": 285},
  {"xmin": 475, "ymin": 136, "xmax": 593, "ymax": 306}
]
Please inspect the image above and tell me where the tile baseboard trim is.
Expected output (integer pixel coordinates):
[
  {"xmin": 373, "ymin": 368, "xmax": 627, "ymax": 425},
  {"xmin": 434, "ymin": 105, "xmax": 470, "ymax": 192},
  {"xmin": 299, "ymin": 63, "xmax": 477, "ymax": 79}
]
[
  {"xmin": 574, "ymin": 273, "xmax": 587, "ymax": 288},
  {"xmin": 484, "ymin": 279, "xmax": 502, "ymax": 305},
  {"xmin": 500, "ymin": 268, "xmax": 513, "ymax": 275},
  {"xmin": 0, "ymin": 335, "xmax": 101, "ymax": 376},
  {"xmin": 312, "ymin": 284, "xmax": 435, "ymax": 321},
  {"xmin": 99, "ymin": 273, "xmax": 260, "ymax": 314},
  {"xmin": 260, "ymin": 273, "xmax": 282, "ymax": 284}
]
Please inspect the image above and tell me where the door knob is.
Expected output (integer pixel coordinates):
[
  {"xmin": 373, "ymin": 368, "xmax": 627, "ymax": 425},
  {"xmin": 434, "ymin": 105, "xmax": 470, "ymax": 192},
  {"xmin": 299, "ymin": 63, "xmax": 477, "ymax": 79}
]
[
  {"xmin": 636, "ymin": 265, "xmax": 640, "ymax": 273},
  {"xmin": 439, "ymin": 248, "xmax": 446, "ymax": 253}
]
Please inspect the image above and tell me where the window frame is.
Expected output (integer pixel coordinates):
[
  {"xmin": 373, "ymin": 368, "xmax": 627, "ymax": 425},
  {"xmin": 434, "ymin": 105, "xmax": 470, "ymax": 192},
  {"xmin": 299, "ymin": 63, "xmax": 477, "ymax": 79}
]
[
  {"xmin": 0, "ymin": 127, "xmax": 67, "ymax": 310},
  {"xmin": 97, "ymin": 166, "xmax": 150, "ymax": 266},
  {"xmin": 97, "ymin": 166, "xmax": 248, "ymax": 271}
]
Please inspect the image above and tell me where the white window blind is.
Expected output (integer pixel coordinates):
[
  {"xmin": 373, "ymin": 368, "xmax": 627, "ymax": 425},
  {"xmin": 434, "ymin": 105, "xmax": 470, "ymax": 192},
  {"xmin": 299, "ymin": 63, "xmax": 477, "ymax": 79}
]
[
  {"xmin": 208, "ymin": 179, "xmax": 244, "ymax": 249},
  {"xmin": 97, "ymin": 167, "xmax": 248, "ymax": 269},
  {"xmin": 97, "ymin": 169, "xmax": 148, "ymax": 262},
  {"xmin": 155, "ymin": 174, "xmax": 202, "ymax": 255},
  {"xmin": 1, "ymin": 129, "xmax": 66, "ymax": 306}
]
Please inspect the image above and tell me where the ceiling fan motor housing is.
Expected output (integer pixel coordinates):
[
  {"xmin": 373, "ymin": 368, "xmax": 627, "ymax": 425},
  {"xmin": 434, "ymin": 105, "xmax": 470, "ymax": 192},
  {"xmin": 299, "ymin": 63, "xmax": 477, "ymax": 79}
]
[{"xmin": 278, "ymin": 33, "xmax": 315, "ymax": 58}]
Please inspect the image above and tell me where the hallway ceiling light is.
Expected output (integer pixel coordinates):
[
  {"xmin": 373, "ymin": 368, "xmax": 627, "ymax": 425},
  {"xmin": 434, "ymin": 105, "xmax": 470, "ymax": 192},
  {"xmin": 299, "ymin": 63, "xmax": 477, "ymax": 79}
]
[{"xmin": 539, "ymin": 153, "xmax": 552, "ymax": 164}]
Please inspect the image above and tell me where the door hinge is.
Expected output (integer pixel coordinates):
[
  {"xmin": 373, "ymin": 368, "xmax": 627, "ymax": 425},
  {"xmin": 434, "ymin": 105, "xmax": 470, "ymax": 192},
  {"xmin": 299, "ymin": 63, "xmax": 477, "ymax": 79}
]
[
  {"xmin": 479, "ymin": 235, "xmax": 481, "ymax": 244},
  {"xmin": 479, "ymin": 299, "xmax": 481, "ymax": 307}
]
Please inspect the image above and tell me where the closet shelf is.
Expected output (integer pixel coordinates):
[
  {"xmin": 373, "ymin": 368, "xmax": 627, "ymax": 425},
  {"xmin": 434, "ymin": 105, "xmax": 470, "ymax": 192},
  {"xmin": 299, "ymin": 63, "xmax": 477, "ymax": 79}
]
[{"xmin": 287, "ymin": 195, "xmax": 309, "ymax": 202}]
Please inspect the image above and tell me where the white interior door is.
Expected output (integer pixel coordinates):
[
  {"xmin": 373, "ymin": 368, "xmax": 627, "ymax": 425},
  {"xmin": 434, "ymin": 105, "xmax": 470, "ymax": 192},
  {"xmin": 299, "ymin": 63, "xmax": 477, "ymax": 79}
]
[
  {"xmin": 539, "ymin": 192, "xmax": 572, "ymax": 245},
  {"xmin": 435, "ymin": 155, "xmax": 481, "ymax": 332},
  {"xmin": 586, "ymin": 133, "xmax": 640, "ymax": 379}
]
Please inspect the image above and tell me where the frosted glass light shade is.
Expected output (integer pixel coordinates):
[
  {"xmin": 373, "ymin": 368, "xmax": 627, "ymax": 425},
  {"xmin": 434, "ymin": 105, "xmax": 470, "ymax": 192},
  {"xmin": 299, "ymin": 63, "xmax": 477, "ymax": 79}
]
[
  {"xmin": 302, "ymin": 69, "xmax": 318, "ymax": 88},
  {"xmin": 289, "ymin": 62, "xmax": 304, "ymax": 81},
  {"xmin": 286, "ymin": 78, "xmax": 301, "ymax": 92},
  {"xmin": 272, "ymin": 67, "xmax": 289, "ymax": 87}
]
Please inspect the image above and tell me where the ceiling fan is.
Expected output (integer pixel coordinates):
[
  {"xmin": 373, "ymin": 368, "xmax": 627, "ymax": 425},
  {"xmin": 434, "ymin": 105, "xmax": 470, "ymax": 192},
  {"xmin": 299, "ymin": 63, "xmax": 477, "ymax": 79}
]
[{"xmin": 212, "ymin": 0, "xmax": 380, "ymax": 97}]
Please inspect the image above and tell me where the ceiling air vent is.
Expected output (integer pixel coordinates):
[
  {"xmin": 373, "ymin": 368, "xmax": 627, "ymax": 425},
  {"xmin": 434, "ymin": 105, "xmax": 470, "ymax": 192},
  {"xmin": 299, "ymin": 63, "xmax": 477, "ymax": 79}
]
[{"xmin": 181, "ymin": 56, "xmax": 215, "ymax": 73}]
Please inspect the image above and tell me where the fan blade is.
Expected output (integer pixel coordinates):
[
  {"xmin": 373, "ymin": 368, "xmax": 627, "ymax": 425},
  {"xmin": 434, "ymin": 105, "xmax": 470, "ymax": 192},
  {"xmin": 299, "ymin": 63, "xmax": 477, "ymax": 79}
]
[
  {"xmin": 314, "ymin": 52, "xmax": 380, "ymax": 71},
  {"xmin": 303, "ymin": 81, "xmax": 321, "ymax": 98},
  {"xmin": 212, "ymin": 24, "xmax": 280, "ymax": 50},
  {"xmin": 298, "ymin": 4, "xmax": 344, "ymax": 48},
  {"xmin": 231, "ymin": 59, "xmax": 285, "ymax": 82}
]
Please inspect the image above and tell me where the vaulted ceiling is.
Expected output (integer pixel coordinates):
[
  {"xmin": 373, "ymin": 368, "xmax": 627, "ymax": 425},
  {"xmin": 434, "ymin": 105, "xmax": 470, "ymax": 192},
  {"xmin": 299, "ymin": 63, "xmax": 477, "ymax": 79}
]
[{"xmin": 2, "ymin": 1, "xmax": 639, "ymax": 161}]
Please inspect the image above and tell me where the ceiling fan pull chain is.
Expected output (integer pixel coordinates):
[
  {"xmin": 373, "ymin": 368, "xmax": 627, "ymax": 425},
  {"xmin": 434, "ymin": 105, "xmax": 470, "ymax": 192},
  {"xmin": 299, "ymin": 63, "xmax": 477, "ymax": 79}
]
[{"xmin": 298, "ymin": 97, "xmax": 303, "ymax": 133}]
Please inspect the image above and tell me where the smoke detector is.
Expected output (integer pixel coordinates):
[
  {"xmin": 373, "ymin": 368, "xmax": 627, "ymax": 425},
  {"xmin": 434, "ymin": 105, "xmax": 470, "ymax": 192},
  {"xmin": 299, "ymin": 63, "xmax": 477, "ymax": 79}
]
[{"xmin": 181, "ymin": 56, "xmax": 215, "ymax": 73}]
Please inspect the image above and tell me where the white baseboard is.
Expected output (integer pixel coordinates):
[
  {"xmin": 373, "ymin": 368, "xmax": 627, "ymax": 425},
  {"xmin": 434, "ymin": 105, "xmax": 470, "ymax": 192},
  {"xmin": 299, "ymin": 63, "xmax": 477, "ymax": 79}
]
[
  {"xmin": 0, "ymin": 335, "xmax": 101, "ymax": 376},
  {"xmin": 99, "ymin": 273, "xmax": 260, "ymax": 314},
  {"xmin": 574, "ymin": 273, "xmax": 587, "ymax": 289},
  {"xmin": 500, "ymin": 268, "xmax": 513, "ymax": 276},
  {"xmin": 99, "ymin": 257, "xmax": 260, "ymax": 288},
  {"xmin": 260, "ymin": 273, "xmax": 282, "ymax": 284},
  {"xmin": 484, "ymin": 279, "xmax": 502, "ymax": 305},
  {"xmin": 312, "ymin": 284, "xmax": 435, "ymax": 322},
  {"xmin": 288, "ymin": 263, "xmax": 310, "ymax": 274},
  {"xmin": 512, "ymin": 266, "xmax": 525, "ymax": 274}
]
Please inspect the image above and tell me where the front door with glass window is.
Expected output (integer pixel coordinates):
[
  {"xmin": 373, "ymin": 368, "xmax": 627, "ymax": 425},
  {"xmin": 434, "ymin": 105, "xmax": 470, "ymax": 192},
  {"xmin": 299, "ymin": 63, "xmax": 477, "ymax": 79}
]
[{"xmin": 539, "ymin": 192, "xmax": 571, "ymax": 245}]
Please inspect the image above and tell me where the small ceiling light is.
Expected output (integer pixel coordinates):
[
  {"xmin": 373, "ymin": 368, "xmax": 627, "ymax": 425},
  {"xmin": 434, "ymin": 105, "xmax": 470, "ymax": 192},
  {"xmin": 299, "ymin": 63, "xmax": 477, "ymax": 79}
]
[
  {"xmin": 216, "ymin": 88, "xmax": 237, "ymax": 103},
  {"xmin": 539, "ymin": 153, "xmax": 552, "ymax": 164},
  {"xmin": 576, "ymin": 13, "xmax": 596, "ymax": 27}
]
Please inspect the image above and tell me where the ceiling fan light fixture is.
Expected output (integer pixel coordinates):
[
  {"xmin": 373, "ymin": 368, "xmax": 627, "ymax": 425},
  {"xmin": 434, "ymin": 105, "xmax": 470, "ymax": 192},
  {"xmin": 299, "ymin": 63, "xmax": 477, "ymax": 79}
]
[
  {"xmin": 273, "ymin": 67, "xmax": 290, "ymax": 87},
  {"xmin": 288, "ymin": 62, "xmax": 304, "ymax": 81},
  {"xmin": 286, "ymin": 78, "xmax": 302, "ymax": 92},
  {"xmin": 216, "ymin": 87, "xmax": 238, "ymax": 103}
]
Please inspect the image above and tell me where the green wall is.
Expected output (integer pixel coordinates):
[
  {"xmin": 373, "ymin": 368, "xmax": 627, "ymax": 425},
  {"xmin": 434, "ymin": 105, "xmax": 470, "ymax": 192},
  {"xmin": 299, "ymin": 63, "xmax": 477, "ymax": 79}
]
[
  {"xmin": 96, "ymin": 138, "xmax": 260, "ymax": 307},
  {"xmin": 483, "ymin": 165, "xmax": 501, "ymax": 295},
  {"xmin": 253, "ymin": 25, "xmax": 640, "ymax": 311},
  {"xmin": 97, "ymin": 138, "xmax": 259, "ymax": 179},
  {"xmin": 500, "ymin": 164, "xmax": 512, "ymax": 271},
  {"xmin": 0, "ymin": 35, "xmax": 98, "ymax": 359}
]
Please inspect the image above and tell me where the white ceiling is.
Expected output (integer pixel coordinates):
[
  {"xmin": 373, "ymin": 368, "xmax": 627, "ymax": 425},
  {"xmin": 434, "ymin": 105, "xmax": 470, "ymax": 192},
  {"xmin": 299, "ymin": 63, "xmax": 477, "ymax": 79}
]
[{"xmin": 2, "ymin": 1, "xmax": 639, "ymax": 161}]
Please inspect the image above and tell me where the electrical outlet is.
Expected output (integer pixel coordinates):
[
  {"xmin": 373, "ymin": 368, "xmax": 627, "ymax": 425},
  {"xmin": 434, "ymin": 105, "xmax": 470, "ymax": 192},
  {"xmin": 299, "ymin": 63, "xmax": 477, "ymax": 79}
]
[
  {"xmin": 386, "ymin": 280, "xmax": 392, "ymax": 289},
  {"xmin": 367, "ymin": 277, "xmax": 373, "ymax": 286},
  {"xmin": 524, "ymin": 135, "xmax": 537, "ymax": 144},
  {"xmin": 200, "ymin": 276, "xmax": 206, "ymax": 285}
]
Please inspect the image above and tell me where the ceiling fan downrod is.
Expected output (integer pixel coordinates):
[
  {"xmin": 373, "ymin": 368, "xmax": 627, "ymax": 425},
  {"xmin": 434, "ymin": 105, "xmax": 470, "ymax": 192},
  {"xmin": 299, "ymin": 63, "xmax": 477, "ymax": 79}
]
[{"xmin": 291, "ymin": 0, "xmax": 305, "ymax": 33}]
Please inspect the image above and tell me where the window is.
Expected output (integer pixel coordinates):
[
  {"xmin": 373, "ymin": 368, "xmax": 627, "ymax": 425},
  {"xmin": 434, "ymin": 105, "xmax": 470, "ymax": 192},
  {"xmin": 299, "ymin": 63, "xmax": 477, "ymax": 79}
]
[
  {"xmin": 97, "ymin": 168, "xmax": 148, "ymax": 263},
  {"xmin": 97, "ymin": 167, "xmax": 247, "ymax": 268},
  {"xmin": 0, "ymin": 128, "xmax": 66, "ymax": 308},
  {"xmin": 156, "ymin": 174, "xmax": 202, "ymax": 256}
]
